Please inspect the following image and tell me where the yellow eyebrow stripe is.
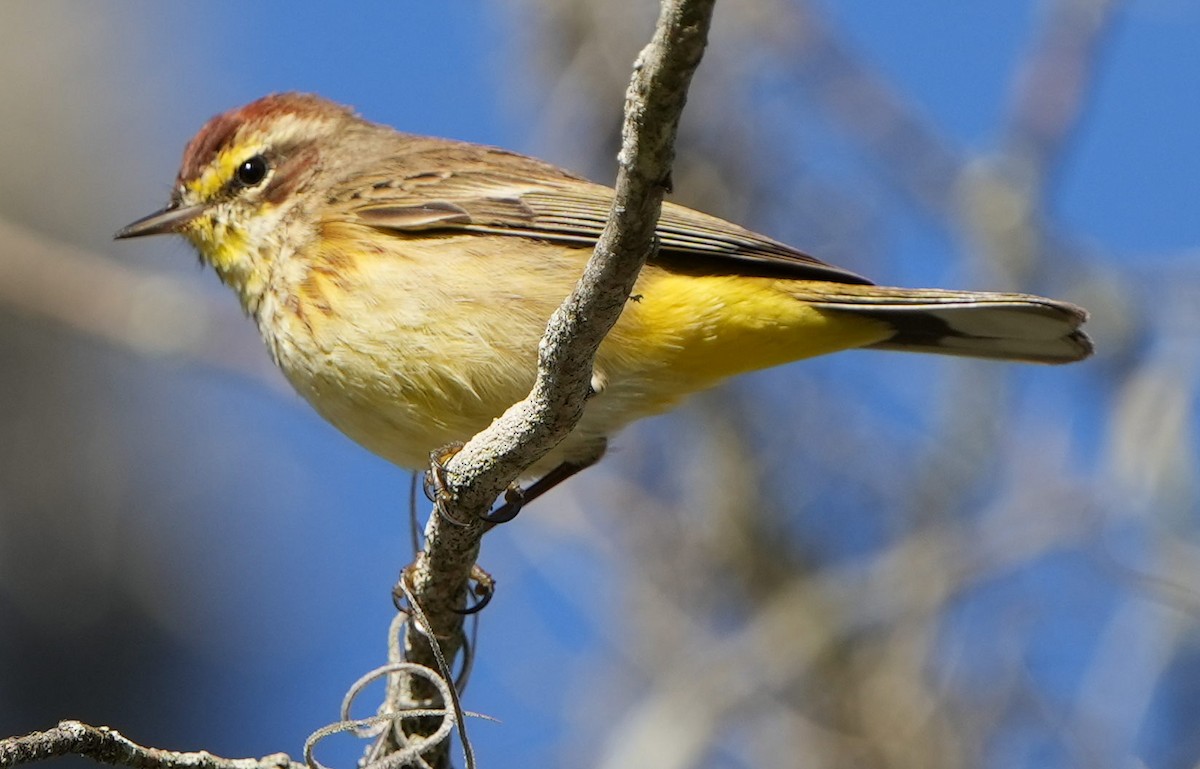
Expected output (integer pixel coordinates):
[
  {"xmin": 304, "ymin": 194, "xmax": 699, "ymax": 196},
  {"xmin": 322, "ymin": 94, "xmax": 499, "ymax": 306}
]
[{"xmin": 185, "ymin": 142, "xmax": 266, "ymax": 199}]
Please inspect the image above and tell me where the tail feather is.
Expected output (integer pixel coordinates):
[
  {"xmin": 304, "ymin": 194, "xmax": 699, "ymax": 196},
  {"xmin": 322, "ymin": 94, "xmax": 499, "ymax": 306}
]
[{"xmin": 797, "ymin": 286, "xmax": 1093, "ymax": 364}]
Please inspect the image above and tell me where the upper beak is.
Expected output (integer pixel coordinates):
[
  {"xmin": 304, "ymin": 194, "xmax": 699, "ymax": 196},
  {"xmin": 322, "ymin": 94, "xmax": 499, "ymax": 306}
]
[{"xmin": 114, "ymin": 203, "xmax": 207, "ymax": 240}]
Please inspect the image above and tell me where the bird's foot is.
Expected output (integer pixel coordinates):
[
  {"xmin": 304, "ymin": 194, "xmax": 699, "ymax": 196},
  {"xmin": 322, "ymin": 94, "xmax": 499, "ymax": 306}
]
[{"xmin": 424, "ymin": 442, "xmax": 468, "ymax": 527}]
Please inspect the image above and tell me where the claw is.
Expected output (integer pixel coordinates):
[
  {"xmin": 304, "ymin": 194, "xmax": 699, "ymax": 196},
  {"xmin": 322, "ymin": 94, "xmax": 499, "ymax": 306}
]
[
  {"xmin": 480, "ymin": 483, "xmax": 525, "ymax": 524},
  {"xmin": 391, "ymin": 561, "xmax": 418, "ymax": 613},
  {"xmin": 453, "ymin": 565, "xmax": 496, "ymax": 615},
  {"xmin": 427, "ymin": 443, "xmax": 605, "ymax": 526},
  {"xmin": 394, "ymin": 560, "xmax": 494, "ymax": 617},
  {"xmin": 425, "ymin": 442, "xmax": 469, "ymax": 527}
]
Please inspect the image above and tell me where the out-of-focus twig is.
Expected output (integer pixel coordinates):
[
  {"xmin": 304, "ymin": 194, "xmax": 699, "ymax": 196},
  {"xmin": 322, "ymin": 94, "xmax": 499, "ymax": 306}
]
[
  {"xmin": 1005, "ymin": 0, "xmax": 1125, "ymax": 177},
  {"xmin": 500, "ymin": 2, "xmax": 1169, "ymax": 767},
  {"xmin": 0, "ymin": 216, "xmax": 282, "ymax": 392}
]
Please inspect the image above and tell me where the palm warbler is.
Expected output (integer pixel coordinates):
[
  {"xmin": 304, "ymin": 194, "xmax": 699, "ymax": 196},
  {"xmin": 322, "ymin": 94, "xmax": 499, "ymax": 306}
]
[{"xmin": 116, "ymin": 93, "xmax": 1091, "ymax": 509}]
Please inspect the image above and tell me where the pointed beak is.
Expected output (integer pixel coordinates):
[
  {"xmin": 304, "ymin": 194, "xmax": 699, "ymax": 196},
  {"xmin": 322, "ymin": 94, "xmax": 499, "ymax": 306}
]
[{"xmin": 114, "ymin": 203, "xmax": 208, "ymax": 240}]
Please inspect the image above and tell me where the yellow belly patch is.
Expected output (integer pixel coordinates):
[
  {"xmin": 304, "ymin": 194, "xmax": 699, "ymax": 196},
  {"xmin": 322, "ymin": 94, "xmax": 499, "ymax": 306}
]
[{"xmin": 610, "ymin": 272, "xmax": 893, "ymax": 383}]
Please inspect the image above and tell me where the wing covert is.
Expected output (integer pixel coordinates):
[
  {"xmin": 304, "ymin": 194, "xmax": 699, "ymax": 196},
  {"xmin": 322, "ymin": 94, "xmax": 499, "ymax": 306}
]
[{"xmin": 343, "ymin": 146, "xmax": 871, "ymax": 285}]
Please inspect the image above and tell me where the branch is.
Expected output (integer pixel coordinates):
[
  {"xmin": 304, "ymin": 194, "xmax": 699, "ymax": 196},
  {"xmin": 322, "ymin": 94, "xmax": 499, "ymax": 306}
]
[
  {"xmin": 780, "ymin": 0, "xmax": 964, "ymax": 221},
  {"xmin": 0, "ymin": 722, "xmax": 301, "ymax": 769},
  {"xmin": 395, "ymin": 0, "xmax": 717, "ymax": 760},
  {"xmin": 1004, "ymin": 0, "xmax": 1124, "ymax": 178},
  {"xmin": 0, "ymin": 216, "xmax": 280, "ymax": 392},
  {"xmin": 438, "ymin": 0, "xmax": 715, "ymax": 512}
]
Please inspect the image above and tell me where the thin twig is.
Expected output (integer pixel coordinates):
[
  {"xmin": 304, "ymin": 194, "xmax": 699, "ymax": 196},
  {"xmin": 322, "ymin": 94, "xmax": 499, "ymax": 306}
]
[
  {"xmin": 0, "ymin": 722, "xmax": 300, "ymax": 769},
  {"xmin": 398, "ymin": 580, "xmax": 477, "ymax": 769}
]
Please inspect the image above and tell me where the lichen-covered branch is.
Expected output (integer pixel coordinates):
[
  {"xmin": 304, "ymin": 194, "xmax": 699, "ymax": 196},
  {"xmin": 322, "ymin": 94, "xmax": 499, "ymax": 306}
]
[
  {"xmin": 395, "ymin": 0, "xmax": 717, "ymax": 761},
  {"xmin": 0, "ymin": 722, "xmax": 301, "ymax": 769}
]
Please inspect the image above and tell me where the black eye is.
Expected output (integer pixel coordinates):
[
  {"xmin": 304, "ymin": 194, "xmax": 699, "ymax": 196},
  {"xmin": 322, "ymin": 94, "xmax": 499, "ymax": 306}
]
[{"xmin": 234, "ymin": 155, "xmax": 269, "ymax": 187}]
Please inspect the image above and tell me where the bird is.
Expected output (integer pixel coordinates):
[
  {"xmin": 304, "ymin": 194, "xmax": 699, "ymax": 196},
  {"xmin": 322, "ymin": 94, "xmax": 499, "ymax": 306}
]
[{"xmin": 116, "ymin": 93, "xmax": 1091, "ymax": 515}]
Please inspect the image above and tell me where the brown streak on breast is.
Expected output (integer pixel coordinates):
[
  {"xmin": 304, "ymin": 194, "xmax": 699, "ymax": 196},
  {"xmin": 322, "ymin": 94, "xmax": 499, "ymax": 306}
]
[
  {"xmin": 314, "ymin": 241, "xmax": 353, "ymax": 271},
  {"xmin": 283, "ymin": 291, "xmax": 315, "ymax": 335},
  {"xmin": 298, "ymin": 273, "xmax": 335, "ymax": 318}
]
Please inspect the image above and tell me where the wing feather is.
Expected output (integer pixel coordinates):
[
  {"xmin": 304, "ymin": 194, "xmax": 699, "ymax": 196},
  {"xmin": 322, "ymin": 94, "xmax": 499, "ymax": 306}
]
[{"xmin": 340, "ymin": 143, "xmax": 871, "ymax": 285}]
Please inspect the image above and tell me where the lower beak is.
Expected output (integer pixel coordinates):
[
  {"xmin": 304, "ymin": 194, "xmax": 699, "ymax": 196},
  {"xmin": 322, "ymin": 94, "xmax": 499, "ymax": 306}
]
[{"xmin": 114, "ymin": 203, "xmax": 208, "ymax": 240}]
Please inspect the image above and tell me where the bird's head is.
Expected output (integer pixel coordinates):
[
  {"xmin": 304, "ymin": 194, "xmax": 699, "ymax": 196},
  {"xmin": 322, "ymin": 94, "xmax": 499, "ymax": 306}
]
[{"xmin": 116, "ymin": 93, "xmax": 361, "ymax": 309}]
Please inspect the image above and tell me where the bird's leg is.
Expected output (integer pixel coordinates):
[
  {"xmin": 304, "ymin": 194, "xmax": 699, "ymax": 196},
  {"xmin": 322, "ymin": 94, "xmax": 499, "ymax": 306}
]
[
  {"xmin": 426, "ymin": 441, "xmax": 605, "ymax": 525},
  {"xmin": 478, "ymin": 379, "xmax": 608, "ymax": 523},
  {"xmin": 453, "ymin": 564, "xmax": 496, "ymax": 615},
  {"xmin": 424, "ymin": 442, "xmax": 469, "ymax": 527},
  {"xmin": 480, "ymin": 445, "xmax": 605, "ymax": 524},
  {"xmin": 424, "ymin": 441, "xmax": 523, "ymax": 526}
]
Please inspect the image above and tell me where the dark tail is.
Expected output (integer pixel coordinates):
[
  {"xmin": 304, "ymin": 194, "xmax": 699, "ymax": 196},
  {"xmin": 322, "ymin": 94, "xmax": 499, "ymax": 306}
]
[{"xmin": 796, "ymin": 285, "xmax": 1093, "ymax": 364}]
